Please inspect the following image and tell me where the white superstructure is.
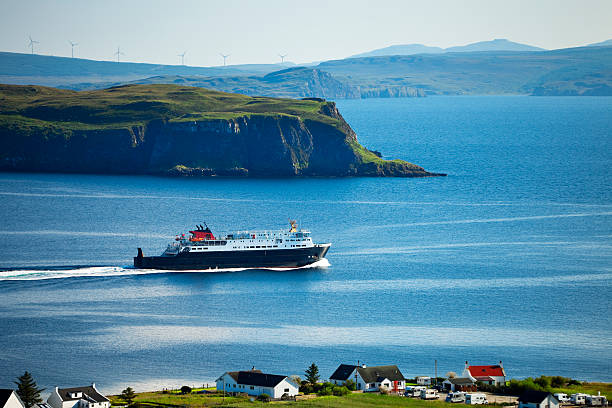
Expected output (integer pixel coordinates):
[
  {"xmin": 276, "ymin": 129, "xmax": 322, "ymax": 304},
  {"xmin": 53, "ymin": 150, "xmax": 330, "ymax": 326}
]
[{"xmin": 162, "ymin": 221, "xmax": 314, "ymax": 256}]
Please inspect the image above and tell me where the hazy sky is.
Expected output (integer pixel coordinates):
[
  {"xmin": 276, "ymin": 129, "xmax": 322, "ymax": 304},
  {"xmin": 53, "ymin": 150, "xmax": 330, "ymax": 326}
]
[{"xmin": 1, "ymin": 0, "xmax": 611, "ymax": 67}]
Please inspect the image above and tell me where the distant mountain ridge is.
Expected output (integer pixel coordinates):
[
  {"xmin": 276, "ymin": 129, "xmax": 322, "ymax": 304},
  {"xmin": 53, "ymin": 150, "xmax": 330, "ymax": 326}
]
[
  {"xmin": 1, "ymin": 43, "xmax": 611, "ymax": 97},
  {"xmin": 0, "ymin": 51, "xmax": 285, "ymax": 87},
  {"xmin": 350, "ymin": 38, "xmax": 545, "ymax": 58},
  {"xmin": 350, "ymin": 44, "xmax": 444, "ymax": 58}
]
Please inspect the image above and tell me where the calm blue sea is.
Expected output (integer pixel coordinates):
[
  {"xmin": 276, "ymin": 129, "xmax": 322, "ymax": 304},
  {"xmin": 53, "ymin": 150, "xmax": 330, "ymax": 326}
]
[{"xmin": 0, "ymin": 96, "xmax": 611, "ymax": 393}]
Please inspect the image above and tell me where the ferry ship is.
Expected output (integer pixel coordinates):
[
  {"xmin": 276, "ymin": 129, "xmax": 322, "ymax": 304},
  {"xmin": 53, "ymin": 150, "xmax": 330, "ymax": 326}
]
[{"xmin": 134, "ymin": 221, "xmax": 331, "ymax": 270}]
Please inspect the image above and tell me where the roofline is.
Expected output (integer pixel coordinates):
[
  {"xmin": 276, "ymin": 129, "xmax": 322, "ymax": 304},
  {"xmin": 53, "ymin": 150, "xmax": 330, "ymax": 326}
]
[{"xmin": 217, "ymin": 371, "xmax": 289, "ymax": 387}]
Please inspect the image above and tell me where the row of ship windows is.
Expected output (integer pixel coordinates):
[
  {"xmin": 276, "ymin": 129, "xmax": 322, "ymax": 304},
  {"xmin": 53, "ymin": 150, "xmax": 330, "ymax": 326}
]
[{"xmin": 236, "ymin": 245, "xmax": 279, "ymax": 249}]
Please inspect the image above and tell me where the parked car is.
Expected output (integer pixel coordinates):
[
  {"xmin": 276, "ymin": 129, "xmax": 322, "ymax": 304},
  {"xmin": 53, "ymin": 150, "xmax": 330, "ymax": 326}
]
[
  {"xmin": 421, "ymin": 388, "xmax": 439, "ymax": 400},
  {"xmin": 554, "ymin": 393, "xmax": 570, "ymax": 403},
  {"xmin": 465, "ymin": 393, "xmax": 489, "ymax": 405},
  {"xmin": 446, "ymin": 392, "xmax": 467, "ymax": 403},
  {"xmin": 572, "ymin": 394, "xmax": 589, "ymax": 405},
  {"xmin": 586, "ymin": 395, "xmax": 608, "ymax": 407}
]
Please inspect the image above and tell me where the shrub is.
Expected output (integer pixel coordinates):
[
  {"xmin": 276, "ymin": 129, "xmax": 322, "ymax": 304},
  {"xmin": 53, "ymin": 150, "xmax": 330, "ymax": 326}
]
[
  {"xmin": 550, "ymin": 376, "xmax": 566, "ymax": 388},
  {"xmin": 317, "ymin": 386, "xmax": 333, "ymax": 396},
  {"xmin": 180, "ymin": 386, "xmax": 192, "ymax": 394},
  {"xmin": 345, "ymin": 379, "xmax": 356, "ymax": 391},
  {"xmin": 299, "ymin": 383, "xmax": 314, "ymax": 394},
  {"xmin": 257, "ymin": 393, "xmax": 270, "ymax": 402},
  {"xmin": 379, "ymin": 386, "xmax": 390, "ymax": 395},
  {"xmin": 333, "ymin": 386, "xmax": 350, "ymax": 396},
  {"xmin": 280, "ymin": 393, "xmax": 292, "ymax": 401},
  {"xmin": 535, "ymin": 377, "xmax": 551, "ymax": 389}
]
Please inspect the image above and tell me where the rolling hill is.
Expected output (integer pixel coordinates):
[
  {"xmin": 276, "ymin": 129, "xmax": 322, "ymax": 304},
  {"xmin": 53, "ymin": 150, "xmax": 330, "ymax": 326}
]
[{"xmin": 350, "ymin": 39, "xmax": 544, "ymax": 58}]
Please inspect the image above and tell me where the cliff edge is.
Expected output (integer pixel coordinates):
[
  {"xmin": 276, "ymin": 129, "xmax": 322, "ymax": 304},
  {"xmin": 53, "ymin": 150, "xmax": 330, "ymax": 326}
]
[{"xmin": 0, "ymin": 84, "xmax": 443, "ymax": 177}]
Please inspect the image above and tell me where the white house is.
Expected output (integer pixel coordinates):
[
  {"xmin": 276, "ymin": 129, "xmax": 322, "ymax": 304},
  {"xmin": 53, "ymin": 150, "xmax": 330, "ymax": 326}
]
[
  {"xmin": 463, "ymin": 361, "xmax": 507, "ymax": 386},
  {"xmin": 329, "ymin": 364, "xmax": 405, "ymax": 394},
  {"xmin": 47, "ymin": 385, "xmax": 110, "ymax": 408},
  {"xmin": 0, "ymin": 390, "xmax": 25, "ymax": 408},
  {"xmin": 443, "ymin": 377, "xmax": 477, "ymax": 392},
  {"xmin": 215, "ymin": 370, "xmax": 298, "ymax": 399},
  {"xmin": 416, "ymin": 376, "xmax": 432, "ymax": 386},
  {"xmin": 518, "ymin": 391, "xmax": 560, "ymax": 408}
]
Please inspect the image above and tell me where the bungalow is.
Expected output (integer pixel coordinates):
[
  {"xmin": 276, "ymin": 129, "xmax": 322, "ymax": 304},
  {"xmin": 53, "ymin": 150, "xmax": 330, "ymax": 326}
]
[
  {"xmin": 0, "ymin": 390, "xmax": 25, "ymax": 408},
  {"xmin": 329, "ymin": 364, "xmax": 405, "ymax": 393},
  {"xmin": 443, "ymin": 377, "xmax": 478, "ymax": 392},
  {"xmin": 47, "ymin": 385, "xmax": 110, "ymax": 408},
  {"xmin": 215, "ymin": 369, "xmax": 298, "ymax": 399},
  {"xmin": 518, "ymin": 391, "xmax": 560, "ymax": 408},
  {"xmin": 463, "ymin": 361, "xmax": 507, "ymax": 386}
]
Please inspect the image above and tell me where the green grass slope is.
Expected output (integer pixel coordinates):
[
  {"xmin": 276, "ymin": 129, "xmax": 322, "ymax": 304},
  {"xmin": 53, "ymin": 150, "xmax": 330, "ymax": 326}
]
[{"xmin": 0, "ymin": 83, "xmax": 334, "ymax": 128}]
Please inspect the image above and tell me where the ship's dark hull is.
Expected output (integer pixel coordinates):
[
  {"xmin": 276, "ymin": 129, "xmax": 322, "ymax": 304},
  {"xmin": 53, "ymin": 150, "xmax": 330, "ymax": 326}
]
[{"xmin": 134, "ymin": 244, "xmax": 330, "ymax": 270}]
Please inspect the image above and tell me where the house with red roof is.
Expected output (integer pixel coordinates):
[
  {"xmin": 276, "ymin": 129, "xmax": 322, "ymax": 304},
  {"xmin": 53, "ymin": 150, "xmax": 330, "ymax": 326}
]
[{"xmin": 462, "ymin": 361, "xmax": 507, "ymax": 386}]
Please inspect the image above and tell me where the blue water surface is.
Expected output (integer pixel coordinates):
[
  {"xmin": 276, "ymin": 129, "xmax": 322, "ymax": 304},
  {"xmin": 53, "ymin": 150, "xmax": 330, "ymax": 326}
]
[{"xmin": 0, "ymin": 96, "xmax": 610, "ymax": 393}]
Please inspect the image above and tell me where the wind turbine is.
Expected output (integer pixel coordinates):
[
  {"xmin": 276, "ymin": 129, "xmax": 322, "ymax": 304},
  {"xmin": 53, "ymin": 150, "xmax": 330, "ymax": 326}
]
[
  {"xmin": 69, "ymin": 41, "xmax": 78, "ymax": 58},
  {"xmin": 279, "ymin": 53, "xmax": 288, "ymax": 63},
  {"xmin": 219, "ymin": 53, "xmax": 230, "ymax": 67},
  {"xmin": 28, "ymin": 35, "xmax": 39, "ymax": 55},
  {"xmin": 114, "ymin": 46, "xmax": 125, "ymax": 63},
  {"xmin": 178, "ymin": 51, "xmax": 186, "ymax": 65}
]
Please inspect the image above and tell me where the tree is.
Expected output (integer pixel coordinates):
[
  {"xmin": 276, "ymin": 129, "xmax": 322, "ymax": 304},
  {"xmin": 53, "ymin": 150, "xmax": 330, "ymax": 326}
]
[
  {"xmin": 305, "ymin": 363, "xmax": 320, "ymax": 385},
  {"xmin": 180, "ymin": 386, "xmax": 192, "ymax": 394},
  {"xmin": 121, "ymin": 387, "xmax": 136, "ymax": 406},
  {"xmin": 15, "ymin": 371, "xmax": 44, "ymax": 408}
]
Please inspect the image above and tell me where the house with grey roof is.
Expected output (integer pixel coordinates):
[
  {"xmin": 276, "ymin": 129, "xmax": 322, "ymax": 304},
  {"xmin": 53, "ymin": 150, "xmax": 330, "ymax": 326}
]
[
  {"xmin": 47, "ymin": 385, "xmax": 109, "ymax": 408},
  {"xmin": 518, "ymin": 391, "xmax": 560, "ymax": 408},
  {"xmin": 0, "ymin": 390, "xmax": 25, "ymax": 408},
  {"xmin": 215, "ymin": 369, "xmax": 298, "ymax": 399},
  {"xmin": 329, "ymin": 364, "xmax": 405, "ymax": 393},
  {"xmin": 442, "ymin": 377, "xmax": 477, "ymax": 392}
]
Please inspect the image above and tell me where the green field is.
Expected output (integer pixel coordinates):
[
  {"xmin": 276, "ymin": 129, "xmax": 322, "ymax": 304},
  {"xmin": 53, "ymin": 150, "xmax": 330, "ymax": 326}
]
[
  {"xmin": 109, "ymin": 381, "xmax": 612, "ymax": 408},
  {"xmin": 0, "ymin": 83, "xmax": 337, "ymax": 130},
  {"xmin": 110, "ymin": 390, "xmax": 448, "ymax": 407}
]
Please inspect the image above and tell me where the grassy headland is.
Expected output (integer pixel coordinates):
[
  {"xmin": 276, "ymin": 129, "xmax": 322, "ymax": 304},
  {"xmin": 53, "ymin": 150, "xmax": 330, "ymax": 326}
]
[{"xmin": 0, "ymin": 83, "xmax": 441, "ymax": 177}]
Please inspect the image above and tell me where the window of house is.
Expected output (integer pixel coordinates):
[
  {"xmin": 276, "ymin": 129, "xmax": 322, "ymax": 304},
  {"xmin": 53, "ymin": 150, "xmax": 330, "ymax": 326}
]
[
  {"xmin": 250, "ymin": 386, "xmax": 254, "ymax": 390},
  {"xmin": 284, "ymin": 388, "xmax": 289, "ymax": 392}
]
